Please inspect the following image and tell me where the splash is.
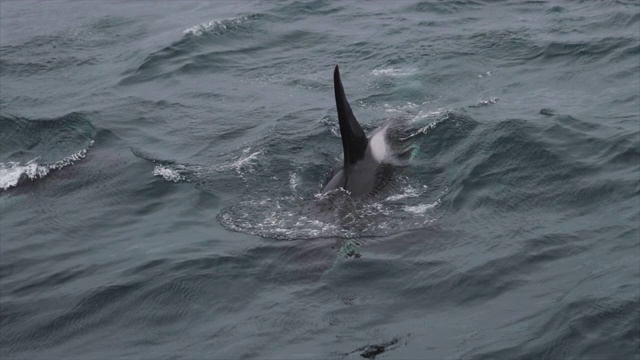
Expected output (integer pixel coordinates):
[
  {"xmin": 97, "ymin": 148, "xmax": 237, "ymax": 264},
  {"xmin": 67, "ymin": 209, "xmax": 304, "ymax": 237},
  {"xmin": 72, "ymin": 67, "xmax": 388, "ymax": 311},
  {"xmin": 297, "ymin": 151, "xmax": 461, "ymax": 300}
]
[
  {"xmin": 148, "ymin": 147, "xmax": 264, "ymax": 183},
  {"xmin": 397, "ymin": 109, "xmax": 451, "ymax": 141},
  {"xmin": 372, "ymin": 68, "xmax": 417, "ymax": 77},
  {"xmin": 217, "ymin": 181, "xmax": 442, "ymax": 240},
  {"xmin": 0, "ymin": 140, "xmax": 94, "ymax": 191},
  {"xmin": 384, "ymin": 184, "xmax": 428, "ymax": 201},
  {"xmin": 0, "ymin": 160, "xmax": 48, "ymax": 191},
  {"xmin": 183, "ymin": 16, "xmax": 251, "ymax": 36},
  {"xmin": 470, "ymin": 97, "xmax": 499, "ymax": 108},
  {"xmin": 152, "ymin": 164, "xmax": 187, "ymax": 182},
  {"xmin": 151, "ymin": 107, "xmax": 454, "ymax": 240},
  {"xmin": 215, "ymin": 147, "xmax": 264, "ymax": 176},
  {"xmin": 403, "ymin": 199, "xmax": 441, "ymax": 214}
]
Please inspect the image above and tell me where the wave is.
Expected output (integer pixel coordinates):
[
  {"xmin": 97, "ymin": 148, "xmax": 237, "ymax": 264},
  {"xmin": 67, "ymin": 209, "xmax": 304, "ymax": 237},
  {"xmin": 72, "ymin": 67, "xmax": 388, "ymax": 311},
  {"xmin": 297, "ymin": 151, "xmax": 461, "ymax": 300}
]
[
  {"xmin": 183, "ymin": 16, "xmax": 253, "ymax": 37},
  {"xmin": 119, "ymin": 14, "xmax": 264, "ymax": 85},
  {"xmin": 144, "ymin": 146, "xmax": 265, "ymax": 184},
  {"xmin": 0, "ymin": 112, "xmax": 96, "ymax": 191},
  {"xmin": 0, "ymin": 143, "xmax": 94, "ymax": 191},
  {"xmin": 372, "ymin": 67, "xmax": 417, "ymax": 77}
]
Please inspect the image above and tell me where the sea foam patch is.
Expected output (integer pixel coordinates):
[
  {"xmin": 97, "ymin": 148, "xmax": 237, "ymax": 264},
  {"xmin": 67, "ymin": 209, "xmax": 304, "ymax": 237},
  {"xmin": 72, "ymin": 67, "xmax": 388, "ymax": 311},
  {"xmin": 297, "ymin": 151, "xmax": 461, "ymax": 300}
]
[
  {"xmin": 218, "ymin": 180, "xmax": 441, "ymax": 241},
  {"xmin": 149, "ymin": 147, "xmax": 264, "ymax": 185},
  {"xmin": 0, "ymin": 160, "xmax": 45, "ymax": 191},
  {"xmin": 0, "ymin": 140, "xmax": 94, "ymax": 191},
  {"xmin": 183, "ymin": 16, "xmax": 250, "ymax": 36},
  {"xmin": 372, "ymin": 68, "xmax": 417, "ymax": 77},
  {"xmin": 152, "ymin": 165, "xmax": 187, "ymax": 182}
]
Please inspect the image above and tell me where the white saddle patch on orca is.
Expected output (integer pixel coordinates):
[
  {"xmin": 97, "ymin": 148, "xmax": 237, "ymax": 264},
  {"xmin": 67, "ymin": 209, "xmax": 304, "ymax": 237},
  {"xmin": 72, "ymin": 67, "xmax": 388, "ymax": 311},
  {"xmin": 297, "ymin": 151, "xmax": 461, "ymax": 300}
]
[{"xmin": 368, "ymin": 124, "xmax": 389, "ymax": 163}]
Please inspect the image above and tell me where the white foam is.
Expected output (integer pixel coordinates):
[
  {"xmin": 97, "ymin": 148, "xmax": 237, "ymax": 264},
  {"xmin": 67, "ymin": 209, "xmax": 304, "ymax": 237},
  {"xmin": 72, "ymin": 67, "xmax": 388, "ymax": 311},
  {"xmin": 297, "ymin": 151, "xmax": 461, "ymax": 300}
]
[
  {"xmin": 314, "ymin": 187, "xmax": 351, "ymax": 199},
  {"xmin": 396, "ymin": 109, "xmax": 452, "ymax": 141},
  {"xmin": 0, "ymin": 160, "xmax": 42, "ymax": 190},
  {"xmin": 230, "ymin": 148, "xmax": 263, "ymax": 175},
  {"xmin": 218, "ymin": 200, "xmax": 347, "ymax": 240},
  {"xmin": 0, "ymin": 141, "xmax": 94, "ymax": 191},
  {"xmin": 152, "ymin": 165, "xmax": 186, "ymax": 182},
  {"xmin": 218, "ymin": 188, "xmax": 440, "ymax": 240},
  {"xmin": 48, "ymin": 141, "xmax": 94, "ymax": 169},
  {"xmin": 412, "ymin": 107, "xmax": 451, "ymax": 123},
  {"xmin": 384, "ymin": 101, "xmax": 420, "ymax": 112},
  {"xmin": 216, "ymin": 147, "xmax": 264, "ymax": 176},
  {"xmin": 372, "ymin": 68, "xmax": 417, "ymax": 77},
  {"xmin": 384, "ymin": 184, "xmax": 428, "ymax": 202},
  {"xmin": 470, "ymin": 97, "xmax": 499, "ymax": 108},
  {"xmin": 403, "ymin": 199, "xmax": 441, "ymax": 214},
  {"xmin": 150, "ymin": 148, "xmax": 264, "ymax": 185},
  {"xmin": 183, "ymin": 16, "xmax": 249, "ymax": 36},
  {"xmin": 289, "ymin": 172, "xmax": 300, "ymax": 192}
]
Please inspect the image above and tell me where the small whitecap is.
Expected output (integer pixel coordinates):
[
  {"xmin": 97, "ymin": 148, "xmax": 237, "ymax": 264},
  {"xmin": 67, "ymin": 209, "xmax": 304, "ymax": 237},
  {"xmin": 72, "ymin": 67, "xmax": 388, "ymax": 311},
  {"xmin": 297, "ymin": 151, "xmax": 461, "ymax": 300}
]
[
  {"xmin": 152, "ymin": 165, "xmax": 185, "ymax": 182},
  {"xmin": 183, "ymin": 16, "xmax": 249, "ymax": 36},
  {"xmin": 469, "ymin": 97, "xmax": 499, "ymax": 108},
  {"xmin": 384, "ymin": 102, "xmax": 421, "ymax": 114},
  {"xmin": 232, "ymin": 148, "xmax": 263, "ymax": 174},
  {"xmin": 0, "ymin": 141, "xmax": 94, "ymax": 191},
  {"xmin": 403, "ymin": 199, "xmax": 440, "ymax": 214},
  {"xmin": 412, "ymin": 107, "xmax": 451, "ymax": 122},
  {"xmin": 215, "ymin": 147, "xmax": 264, "ymax": 177},
  {"xmin": 399, "ymin": 116, "xmax": 444, "ymax": 141},
  {"xmin": 289, "ymin": 172, "xmax": 300, "ymax": 192},
  {"xmin": 384, "ymin": 184, "xmax": 427, "ymax": 202},
  {"xmin": 48, "ymin": 140, "xmax": 94, "ymax": 170},
  {"xmin": 0, "ymin": 161, "xmax": 42, "ymax": 190},
  {"xmin": 372, "ymin": 68, "xmax": 417, "ymax": 77}
]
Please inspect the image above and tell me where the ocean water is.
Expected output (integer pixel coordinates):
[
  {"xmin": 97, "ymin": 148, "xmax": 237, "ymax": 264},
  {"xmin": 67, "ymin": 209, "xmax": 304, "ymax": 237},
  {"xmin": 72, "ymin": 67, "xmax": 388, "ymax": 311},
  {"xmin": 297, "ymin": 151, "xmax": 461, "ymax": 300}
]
[{"xmin": 1, "ymin": 1, "xmax": 639, "ymax": 359}]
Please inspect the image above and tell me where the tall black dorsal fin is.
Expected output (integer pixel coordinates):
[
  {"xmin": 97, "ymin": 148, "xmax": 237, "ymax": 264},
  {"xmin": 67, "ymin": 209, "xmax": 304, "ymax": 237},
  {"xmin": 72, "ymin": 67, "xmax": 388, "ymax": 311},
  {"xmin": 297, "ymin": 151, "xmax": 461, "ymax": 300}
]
[{"xmin": 334, "ymin": 65, "xmax": 368, "ymax": 167}]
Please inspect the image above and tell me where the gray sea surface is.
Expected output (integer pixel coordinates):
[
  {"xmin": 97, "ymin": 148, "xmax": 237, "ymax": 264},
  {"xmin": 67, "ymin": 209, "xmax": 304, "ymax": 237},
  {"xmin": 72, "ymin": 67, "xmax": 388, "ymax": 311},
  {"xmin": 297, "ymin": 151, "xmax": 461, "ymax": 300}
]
[{"xmin": 1, "ymin": 1, "xmax": 639, "ymax": 359}]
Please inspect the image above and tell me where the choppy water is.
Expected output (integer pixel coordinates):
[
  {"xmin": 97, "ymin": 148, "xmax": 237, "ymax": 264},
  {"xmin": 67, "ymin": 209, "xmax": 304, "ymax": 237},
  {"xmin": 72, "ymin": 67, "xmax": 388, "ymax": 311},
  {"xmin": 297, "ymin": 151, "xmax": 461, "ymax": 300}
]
[{"xmin": 1, "ymin": 1, "xmax": 639, "ymax": 359}]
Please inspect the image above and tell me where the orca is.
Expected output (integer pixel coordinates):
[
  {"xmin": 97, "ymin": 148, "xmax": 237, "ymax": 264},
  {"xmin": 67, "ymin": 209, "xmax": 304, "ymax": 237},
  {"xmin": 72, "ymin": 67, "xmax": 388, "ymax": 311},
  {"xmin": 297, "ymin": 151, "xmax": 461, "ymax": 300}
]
[{"xmin": 321, "ymin": 65, "xmax": 397, "ymax": 197}]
